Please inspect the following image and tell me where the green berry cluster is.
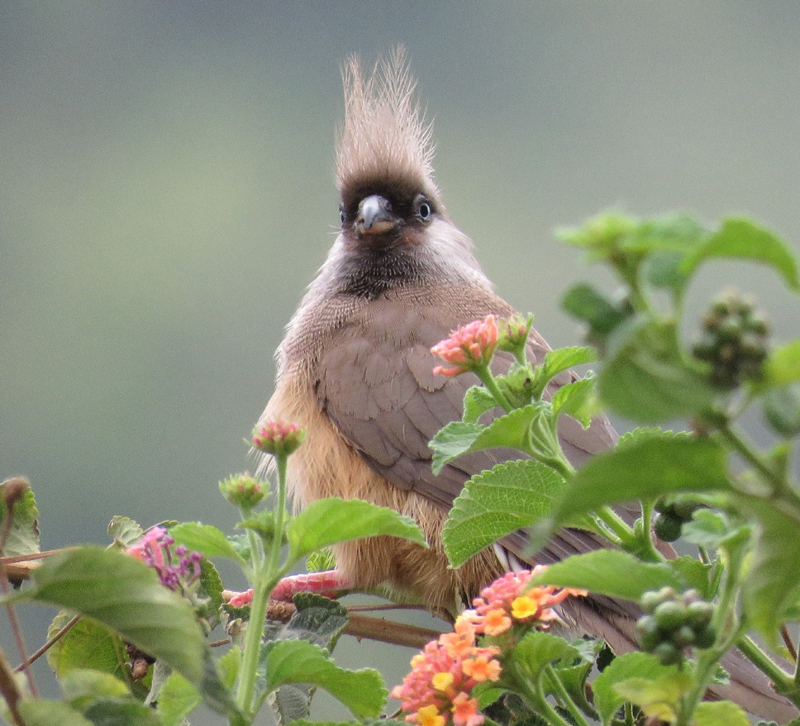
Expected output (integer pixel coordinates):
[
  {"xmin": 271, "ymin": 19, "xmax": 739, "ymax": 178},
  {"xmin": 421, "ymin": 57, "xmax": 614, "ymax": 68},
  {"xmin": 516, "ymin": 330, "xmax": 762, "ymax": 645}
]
[
  {"xmin": 636, "ymin": 588, "xmax": 716, "ymax": 665},
  {"xmin": 653, "ymin": 498, "xmax": 702, "ymax": 542},
  {"xmin": 692, "ymin": 291, "xmax": 770, "ymax": 390}
]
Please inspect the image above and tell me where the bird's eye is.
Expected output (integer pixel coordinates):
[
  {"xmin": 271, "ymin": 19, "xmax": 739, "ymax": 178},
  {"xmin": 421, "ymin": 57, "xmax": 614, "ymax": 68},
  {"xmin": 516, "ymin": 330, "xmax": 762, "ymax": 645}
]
[
  {"xmin": 339, "ymin": 207, "xmax": 346, "ymax": 226},
  {"xmin": 415, "ymin": 196, "xmax": 433, "ymax": 222}
]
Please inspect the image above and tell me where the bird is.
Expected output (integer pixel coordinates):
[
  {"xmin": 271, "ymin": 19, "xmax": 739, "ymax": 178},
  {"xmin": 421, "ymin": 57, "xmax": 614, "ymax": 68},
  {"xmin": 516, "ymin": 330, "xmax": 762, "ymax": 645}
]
[{"xmin": 256, "ymin": 48, "xmax": 795, "ymax": 721}]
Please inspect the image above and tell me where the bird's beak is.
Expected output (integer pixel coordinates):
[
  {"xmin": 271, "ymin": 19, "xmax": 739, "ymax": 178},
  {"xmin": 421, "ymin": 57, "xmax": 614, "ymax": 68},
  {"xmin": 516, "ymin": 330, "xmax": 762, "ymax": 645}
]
[{"xmin": 355, "ymin": 195, "xmax": 397, "ymax": 236}]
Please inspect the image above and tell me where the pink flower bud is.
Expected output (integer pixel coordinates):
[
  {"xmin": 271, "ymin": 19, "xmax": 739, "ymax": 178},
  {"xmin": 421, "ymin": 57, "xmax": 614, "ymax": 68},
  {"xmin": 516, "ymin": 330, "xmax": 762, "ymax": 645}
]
[
  {"xmin": 431, "ymin": 315, "xmax": 499, "ymax": 378},
  {"xmin": 219, "ymin": 472, "xmax": 266, "ymax": 508},
  {"xmin": 251, "ymin": 421, "xmax": 306, "ymax": 457}
]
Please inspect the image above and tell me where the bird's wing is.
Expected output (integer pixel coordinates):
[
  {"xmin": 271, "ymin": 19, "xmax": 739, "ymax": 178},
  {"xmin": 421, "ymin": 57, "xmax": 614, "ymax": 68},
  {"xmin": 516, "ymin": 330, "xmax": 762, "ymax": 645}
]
[{"xmin": 315, "ymin": 297, "xmax": 625, "ymax": 583}]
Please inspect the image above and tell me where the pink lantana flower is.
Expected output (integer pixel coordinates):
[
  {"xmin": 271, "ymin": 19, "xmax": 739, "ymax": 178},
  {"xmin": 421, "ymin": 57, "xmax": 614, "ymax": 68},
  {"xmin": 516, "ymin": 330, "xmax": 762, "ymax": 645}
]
[
  {"xmin": 431, "ymin": 315, "xmax": 499, "ymax": 377},
  {"xmin": 127, "ymin": 526, "xmax": 202, "ymax": 593}
]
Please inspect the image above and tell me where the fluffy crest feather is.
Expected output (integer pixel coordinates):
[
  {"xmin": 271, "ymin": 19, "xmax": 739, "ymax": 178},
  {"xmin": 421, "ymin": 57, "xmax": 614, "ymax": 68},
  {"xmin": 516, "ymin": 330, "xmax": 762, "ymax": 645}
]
[{"xmin": 336, "ymin": 47, "xmax": 441, "ymax": 205}]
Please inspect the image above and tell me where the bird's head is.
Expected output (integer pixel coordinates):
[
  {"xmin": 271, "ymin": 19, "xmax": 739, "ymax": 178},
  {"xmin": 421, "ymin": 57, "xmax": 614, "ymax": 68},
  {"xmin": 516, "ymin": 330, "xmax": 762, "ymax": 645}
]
[{"xmin": 335, "ymin": 47, "xmax": 446, "ymax": 249}]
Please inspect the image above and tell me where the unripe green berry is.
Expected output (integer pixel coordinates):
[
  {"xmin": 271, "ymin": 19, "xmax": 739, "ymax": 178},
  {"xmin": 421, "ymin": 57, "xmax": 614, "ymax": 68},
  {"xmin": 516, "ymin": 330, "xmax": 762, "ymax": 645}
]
[
  {"xmin": 654, "ymin": 601, "xmax": 687, "ymax": 630},
  {"xmin": 672, "ymin": 501, "xmax": 701, "ymax": 521},
  {"xmin": 635, "ymin": 615, "xmax": 661, "ymax": 651},
  {"xmin": 653, "ymin": 642, "xmax": 683, "ymax": 666},
  {"xmin": 641, "ymin": 591, "xmax": 664, "ymax": 614},
  {"xmin": 654, "ymin": 513, "xmax": 683, "ymax": 542},
  {"xmin": 693, "ymin": 624, "xmax": 717, "ymax": 649},
  {"xmin": 673, "ymin": 625, "xmax": 696, "ymax": 647},
  {"xmin": 686, "ymin": 600, "xmax": 714, "ymax": 627}
]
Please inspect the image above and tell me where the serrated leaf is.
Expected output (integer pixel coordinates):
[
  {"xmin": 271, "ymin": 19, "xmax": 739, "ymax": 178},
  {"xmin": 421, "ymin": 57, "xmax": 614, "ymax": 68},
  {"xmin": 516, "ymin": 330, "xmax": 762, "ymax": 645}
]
[
  {"xmin": 668, "ymin": 556, "xmax": 714, "ymax": 599},
  {"xmin": 306, "ymin": 548, "xmax": 336, "ymax": 573},
  {"xmin": 61, "ymin": 669, "xmax": 131, "ymax": 711},
  {"xmin": 431, "ymin": 405, "xmax": 542, "ymax": 474},
  {"xmin": 218, "ymin": 647, "xmax": 242, "ymax": 690},
  {"xmin": 531, "ymin": 438, "xmax": 732, "ymax": 551},
  {"xmin": 0, "ymin": 478, "xmax": 40, "ymax": 557},
  {"xmin": 681, "ymin": 510, "xmax": 750, "ymax": 551},
  {"xmin": 18, "ymin": 701, "xmax": 93, "ymax": 726},
  {"xmin": 46, "ymin": 611, "xmax": 141, "ymax": 695},
  {"xmin": 429, "ymin": 421, "xmax": 485, "ymax": 473},
  {"xmin": 15, "ymin": 547, "xmax": 208, "ymax": 688},
  {"xmin": 265, "ymin": 641, "xmax": 386, "ymax": 718},
  {"xmin": 682, "ymin": 218, "xmax": 800, "ymax": 291},
  {"xmin": 463, "ymin": 385, "xmax": 501, "ymax": 423},
  {"xmin": 527, "ymin": 550, "xmax": 682, "ymax": 601},
  {"xmin": 694, "ymin": 701, "xmax": 750, "ymax": 726},
  {"xmin": 169, "ymin": 522, "xmax": 246, "ymax": 566},
  {"xmin": 511, "ymin": 631, "xmax": 580, "ymax": 678},
  {"xmin": 156, "ymin": 672, "xmax": 202, "ymax": 726},
  {"xmin": 283, "ymin": 594, "xmax": 349, "ymax": 650},
  {"xmin": 766, "ymin": 341, "xmax": 800, "ymax": 387},
  {"xmin": 551, "ymin": 375, "xmax": 596, "ymax": 428},
  {"xmin": 616, "ymin": 427, "xmax": 689, "ymax": 451},
  {"xmin": 286, "ymin": 498, "xmax": 426, "ymax": 561},
  {"xmin": 82, "ymin": 699, "xmax": 162, "ymax": 726},
  {"xmin": 108, "ymin": 517, "xmax": 144, "ymax": 550},
  {"xmin": 197, "ymin": 557, "xmax": 224, "ymax": 628},
  {"xmin": 537, "ymin": 346, "xmax": 596, "ymax": 390},
  {"xmin": 613, "ymin": 672, "xmax": 693, "ymax": 723},
  {"xmin": 742, "ymin": 499, "xmax": 800, "ymax": 643},
  {"xmin": 592, "ymin": 652, "xmax": 679, "ymax": 725},
  {"xmin": 442, "ymin": 460, "xmax": 566, "ymax": 567}
]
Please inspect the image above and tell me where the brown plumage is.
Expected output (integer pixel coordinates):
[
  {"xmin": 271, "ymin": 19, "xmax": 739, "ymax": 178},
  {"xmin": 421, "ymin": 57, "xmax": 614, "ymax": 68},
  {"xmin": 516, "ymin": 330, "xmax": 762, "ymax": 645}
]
[{"xmin": 257, "ymin": 49, "xmax": 795, "ymax": 720}]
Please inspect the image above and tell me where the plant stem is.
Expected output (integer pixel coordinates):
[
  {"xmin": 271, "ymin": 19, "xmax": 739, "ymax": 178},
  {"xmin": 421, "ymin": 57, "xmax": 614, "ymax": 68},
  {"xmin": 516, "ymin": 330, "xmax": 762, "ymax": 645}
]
[
  {"xmin": 235, "ymin": 579, "xmax": 270, "ymax": 717},
  {"xmin": 476, "ymin": 367, "xmax": 513, "ymax": 413},
  {"xmin": 545, "ymin": 664, "xmax": 591, "ymax": 726},
  {"xmin": 267, "ymin": 455, "xmax": 288, "ymax": 576},
  {"xmin": 736, "ymin": 636, "xmax": 794, "ymax": 693},
  {"xmin": 596, "ymin": 507, "xmax": 639, "ymax": 552},
  {"xmin": 717, "ymin": 423, "xmax": 785, "ymax": 494}
]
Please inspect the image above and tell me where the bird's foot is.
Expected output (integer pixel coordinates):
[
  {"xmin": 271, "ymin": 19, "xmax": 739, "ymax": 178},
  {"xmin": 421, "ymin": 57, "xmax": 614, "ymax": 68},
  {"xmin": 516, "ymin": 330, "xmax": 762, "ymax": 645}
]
[{"xmin": 270, "ymin": 569, "xmax": 353, "ymax": 602}]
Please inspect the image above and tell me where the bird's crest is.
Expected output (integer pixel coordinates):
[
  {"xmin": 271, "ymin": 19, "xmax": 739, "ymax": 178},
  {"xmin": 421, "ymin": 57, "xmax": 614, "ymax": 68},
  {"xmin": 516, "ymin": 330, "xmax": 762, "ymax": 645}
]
[{"xmin": 336, "ymin": 47, "xmax": 441, "ymax": 206}]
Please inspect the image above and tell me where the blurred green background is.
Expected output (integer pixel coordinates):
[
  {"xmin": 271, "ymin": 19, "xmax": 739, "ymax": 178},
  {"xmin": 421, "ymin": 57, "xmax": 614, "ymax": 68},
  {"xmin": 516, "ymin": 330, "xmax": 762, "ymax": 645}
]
[{"xmin": 2, "ymin": 2, "xmax": 800, "ymax": 722}]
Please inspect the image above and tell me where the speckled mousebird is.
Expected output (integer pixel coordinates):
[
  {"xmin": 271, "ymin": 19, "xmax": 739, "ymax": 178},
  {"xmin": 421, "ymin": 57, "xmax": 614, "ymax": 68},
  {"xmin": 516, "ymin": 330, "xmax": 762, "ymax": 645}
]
[{"xmin": 256, "ymin": 48, "xmax": 794, "ymax": 720}]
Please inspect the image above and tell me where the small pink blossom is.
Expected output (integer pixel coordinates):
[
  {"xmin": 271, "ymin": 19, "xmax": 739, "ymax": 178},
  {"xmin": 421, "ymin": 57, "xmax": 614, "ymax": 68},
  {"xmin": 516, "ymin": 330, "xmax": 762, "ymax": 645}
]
[
  {"xmin": 251, "ymin": 421, "xmax": 306, "ymax": 457},
  {"xmin": 431, "ymin": 316, "xmax": 499, "ymax": 378},
  {"xmin": 127, "ymin": 527, "xmax": 202, "ymax": 592}
]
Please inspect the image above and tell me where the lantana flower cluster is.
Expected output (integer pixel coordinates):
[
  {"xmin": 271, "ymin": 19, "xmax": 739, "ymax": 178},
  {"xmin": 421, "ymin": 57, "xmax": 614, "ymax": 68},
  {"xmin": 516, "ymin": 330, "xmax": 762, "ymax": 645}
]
[
  {"xmin": 392, "ymin": 567, "xmax": 587, "ymax": 726},
  {"xmin": 127, "ymin": 526, "xmax": 202, "ymax": 593},
  {"xmin": 390, "ymin": 617, "xmax": 500, "ymax": 726},
  {"xmin": 467, "ymin": 566, "xmax": 587, "ymax": 639},
  {"xmin": 431, "ymin": 315, "xmax": 499, "ymax": 378}
]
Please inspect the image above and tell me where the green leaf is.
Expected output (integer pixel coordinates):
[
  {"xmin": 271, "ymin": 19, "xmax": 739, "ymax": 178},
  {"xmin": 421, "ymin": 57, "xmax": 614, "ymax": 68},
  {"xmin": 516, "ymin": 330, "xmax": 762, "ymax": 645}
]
[
  {"xmin": 527, "ymin": 550, "xmax": 682, "ymax": 601},
  {"xmin": 429, "ymin": 421, "xmax": 485, "ymax": 473},
  {"xmin": 681, "ymin": 510, "xmax": 751, "ymax": 550},
  {"xmin": 551, "ymin": 375, "xmax": 596, "ymax": 428},
  {"xmin": 562, "ymin": 284, "xmax": 631, "ymax": 339},
  {"xmin": 61, "ymin": 669, "xmax": 131, "ymax": 711},
  {"xmin": 83, "ymin": 700, "xmax": 162, "ymax": 726},
  {"xmin": 599, "ymin": 318, "xmax": 715, "ymax": 422},
  {"xmin": 431, "ymin": 405, "xmax": 542, "ymax": 474},
  {"xmin": 463, "ymin": 385, "xmax": 501, "ymax": 423},
  {"xmin": 156, "ymin": 672, "xmax": 202, "ymax": 726},
  {"xmin": 169, "ymin": 522, "xmax": 246, "ymax": 565},
  {"xmin": 196, "ymin": 557, "xmax": 225, "ymax": 628},
  {"xmin": 532, "ymin": 438, "xmax": 732, "ymax": 549},
  {"xmin": 625, "ymin": 214, "xmax": 707, "ymax": 253},
  {"xmin": 616, "ymin": 427, "xmax": 689, "ymax": 451},
  {"xmin": 107, "ymin": 517, "xmax": 144, "ymax": 550},
  {"xmin": 764, "ymin": 384, "xmax": 800, "ymax": 437},
  {"xmin": 46, "ymin": 612, "xmax": 143, "ymax": 696},
  {"xmin": 442, "ymin": 459, "xmax": 567, "ymax": 568},
  {"xmin": 682, "ymin": 218, "xmax": 800, "ymax": 292},
  {"xmin": 742, "ymin": 500, "xmax": 800, "ymax": 643},
  {"xmin": 511, "ymin": 631, "xmax": 580, "ymax": 678},
  {"xmin": 18, "ymin": 701, "xmax": 93, "ymax": 726},
  {"xmin": 613, "ymin": 672, "xmax": 693, "ymax": 723},
  {"xmin": 16, "ymin": 547, "xmax": 208, "ymax": 688},
  {"xmin": 694, "ymin": 701, "xmax": 750, "ymax": 726},
  {"xmin": 766, "ymin": 341, "xmax": 800, "ymax": 387},
  {"xmin": 536, "ymin": 346, "xmax": 596, "ymax": 391},
  {"xmin": 287, "ymin": 497, "xmax": 426, "ymax": 561},
  {"xmin": 264, "ymin": 641, "xmax": 386, "ymax": 719},
  {"xmin": 0, "ymin": 477, "xmax": 40, "ymax": 557},
  {"xmin": 306, "ymin": 548, "xmax": 337, "ymax": 573},
  {"xmin": 668, "ymin": 556, "xmax": 714, "ymax": 599},
  {"xmin": 592, "ymin": 652, "xmax": 679, "ymax": 725},
  {"xmin": 218, "ymin": 647, "xmax": 242, "ymax": 690}
]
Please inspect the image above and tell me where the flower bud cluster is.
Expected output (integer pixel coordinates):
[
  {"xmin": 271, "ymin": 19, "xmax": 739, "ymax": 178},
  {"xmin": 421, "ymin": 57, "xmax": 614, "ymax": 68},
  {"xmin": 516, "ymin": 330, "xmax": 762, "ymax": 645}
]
[
  {"xmin": 431, "ymin": 316, "xmax": 498, "ymax": 378},
  {"xmin": 692, "ymin": 291, "xmax": 770, "ymax": 389},
  {"xmin": 636, "ymin": 587, "xmax": 716, "ymax": 665},
  {"xmin": 219, "ymin": 473, "xmax": 266, "ymax": 509},
  {"xmin": 251, "ymin": 421, "xmax": 305, "ymax": 457},
  {"xmin": 653, "ymin": 498, "xmax": 703, "ymax": 543}
]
